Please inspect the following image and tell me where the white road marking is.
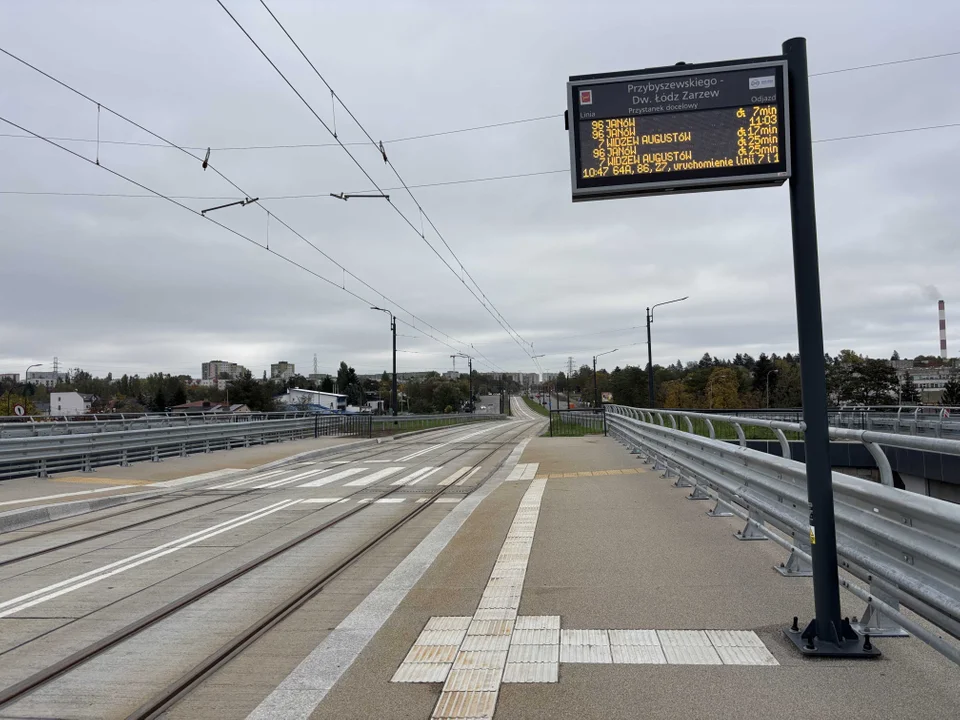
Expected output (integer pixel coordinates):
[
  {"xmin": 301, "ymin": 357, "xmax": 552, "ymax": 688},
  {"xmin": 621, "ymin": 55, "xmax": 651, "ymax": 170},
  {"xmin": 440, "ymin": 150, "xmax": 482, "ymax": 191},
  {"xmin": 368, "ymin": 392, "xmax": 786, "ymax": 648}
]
[
  {"xmin": 456, "ymin": 467, "xmax": 482, "ymax": 486},
  {"xmin": 0, "ymin": 485, "xmax": 137, "ymax": 507},
  {"xmin": 152, "ymin": 468, "xmax": 244, "ymax": 488},
  {"xmin": 301, "ymin": 498, "xmax": 342, "ymax": 504},
  {"xmin": 437, "ymin": 467, "xmax": 473, "ymax": 487},
  {"xmin": 343, "ymin": 467, "xmax": 405, "ymax": 487},
  {"xmin": 299, "ymin": 467, "xmax": 368, "ymax": 488},
  {"xmin": 0, "ymin": 499, "xmax": 301, "ymax": 618},
  {"xmin": 254, "ymin": 466, "xmax": 339, "ymax": 489},
  {"xmin": 391, "ymin": 467, "xmax": 440, "ymax": 486},
  {"xmin": 211, "ymin": 467, "xmax": 291, "ymax": 489},
  {"xmin": 505, "ymin": 463, "xmax": 538, "ymax": 482},
  {"xmin": 397, "ymin": 424, "xmax": 500, "ymax": 462}
]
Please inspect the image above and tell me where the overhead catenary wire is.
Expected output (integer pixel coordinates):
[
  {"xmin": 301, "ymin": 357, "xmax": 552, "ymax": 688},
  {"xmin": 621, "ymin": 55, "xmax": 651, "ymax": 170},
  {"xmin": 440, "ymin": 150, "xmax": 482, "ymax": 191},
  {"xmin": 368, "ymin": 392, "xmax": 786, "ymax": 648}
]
[
  {"xmin": 216, "ymin": 0, "xmax": 536, "ymax": 366},
  {"xmin": 0, "ymin": 46, "xmax": 508, "ymax": 374},
  {"xmin": 2, "ymin": 47, "xmax": 958, "ymax": 152},
  {"xmin": 0, "ymin": 114, "xmax": 502, "ymax": 374},
  {"xmin": 5, "ymin": 121, "xmax": 960, "ymax": 200}
]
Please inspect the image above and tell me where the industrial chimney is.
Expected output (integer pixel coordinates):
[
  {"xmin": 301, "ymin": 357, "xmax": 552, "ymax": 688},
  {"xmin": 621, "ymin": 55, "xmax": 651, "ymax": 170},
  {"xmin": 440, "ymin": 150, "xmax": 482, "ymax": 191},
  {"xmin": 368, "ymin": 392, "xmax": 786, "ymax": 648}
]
[{"xmin": 939, "ymin": 300, "xmax": 948, "ymax": 360}]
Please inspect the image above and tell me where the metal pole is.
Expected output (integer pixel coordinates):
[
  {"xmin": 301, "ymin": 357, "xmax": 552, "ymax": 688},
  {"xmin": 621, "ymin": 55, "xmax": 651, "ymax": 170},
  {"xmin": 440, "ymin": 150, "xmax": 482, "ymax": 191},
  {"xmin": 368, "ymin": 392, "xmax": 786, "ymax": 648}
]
[
  {"xmin": 782, "ymin": 37, "xmax": 873, "ymax": 657},
  {"xmin": 593, "ymin": 356, "xmax": 599, "ymax": 409},
  {"xmin": 468, "ymin": 357, "xmax": 473, "ymax": 412},
  {"xmin": 646, "ymin": 308, "xmax": 655, "ymax": 408},
  {"xmin": 391, "ymin": 315, "xmax": 398, "ymax": 418}
]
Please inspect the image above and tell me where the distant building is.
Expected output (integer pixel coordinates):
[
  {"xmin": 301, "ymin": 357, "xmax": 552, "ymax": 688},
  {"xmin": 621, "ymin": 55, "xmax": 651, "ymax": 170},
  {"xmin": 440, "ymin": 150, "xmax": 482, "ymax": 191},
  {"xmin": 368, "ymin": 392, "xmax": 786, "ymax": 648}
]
[
  {"xmin": 271, "ymin": 361, "xmax": 296, "ymax": 382},
  {"xmin": 0, "ymin": 373, "xmax": 19, "ymax": 383},
  {"xmin": 443, "ymin": 370, "xmax": 460, "ymax": 380},
  {"xmin": 279, "ymin": 387, "xmax": 347, "ymax": 413},
  {"xmin": 507, "ymin": 372, "xmax": 540, "ymax": 388},
  {"xmin": 50, "ymin": 391, "xmax": 95, "ymax": 416},
  {"xmin": 542, "ymin": 372, "xmax": 559, "ymax": 382},
  {"xmin": 190, "ymin": 378, "xmax": 228, "ymax": 390},
  {"xmin": 201, "ymin": 360, "xmax": 247, "ymax": 381},
  {"xmin": 26, "ymin": 371, "xmax": 67, "ymax": 388}
]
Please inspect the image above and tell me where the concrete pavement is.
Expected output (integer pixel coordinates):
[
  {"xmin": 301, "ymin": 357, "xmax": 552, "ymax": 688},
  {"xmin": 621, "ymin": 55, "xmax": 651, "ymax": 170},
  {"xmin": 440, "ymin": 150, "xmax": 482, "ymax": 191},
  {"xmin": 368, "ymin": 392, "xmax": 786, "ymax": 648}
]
[
  {"xmin": 306, "ymin": 435, "xmax": 959, "ymax": 720},
  {"xmin": 0, "ymin": 416, "xmax": 542, "ymax": 719}
]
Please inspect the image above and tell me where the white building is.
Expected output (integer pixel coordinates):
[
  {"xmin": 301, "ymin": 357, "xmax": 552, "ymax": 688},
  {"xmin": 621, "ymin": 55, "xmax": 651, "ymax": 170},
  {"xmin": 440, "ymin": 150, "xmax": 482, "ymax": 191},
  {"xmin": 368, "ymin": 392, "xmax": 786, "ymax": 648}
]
[
  {"xmin": 542, "ymin": 372, "xmax": 559, "ymax": 381},
  {"xmin": 279, "ymin": 387, "xmax": 347, "ymax": 412},
  {"xmin": 26, "ymin": 371, "xmax": 67, "ymax": 389},
  {"xmin": 50, "ymin": 391, "xmax": 94, "ymax": 416}
]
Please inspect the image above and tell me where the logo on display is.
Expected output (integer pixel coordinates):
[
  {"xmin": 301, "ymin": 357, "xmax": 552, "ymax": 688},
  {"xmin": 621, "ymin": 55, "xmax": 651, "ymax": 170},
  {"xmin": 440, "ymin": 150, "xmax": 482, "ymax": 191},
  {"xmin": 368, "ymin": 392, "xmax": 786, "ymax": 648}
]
[
  {"xmin": 749, "ymin": 76, "xmax": 775, "ymax": 90},
  {"xmin": 579, "ymin": 89, "xmax": 593, "ymax": 105}
]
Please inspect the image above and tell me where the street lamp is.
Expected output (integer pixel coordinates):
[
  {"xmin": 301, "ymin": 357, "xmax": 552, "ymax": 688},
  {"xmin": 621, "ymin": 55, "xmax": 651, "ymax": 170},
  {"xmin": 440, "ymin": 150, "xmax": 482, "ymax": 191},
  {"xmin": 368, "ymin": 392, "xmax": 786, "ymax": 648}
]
[
  {"xmin": 646, "ymin": 296, "xmax": 689, "ymax": 408},
  {"xmin": 370, "ymin": 307, "xmax": 397, "ymax": 417},
  {"xmin": 766, "ymin": 368, "xmax": 778, "ymax": 408},
  {"xmin": 593, "ymin": 349, "xmax": 618, "ymax": 408},
  {"xmin": 452, "ymin": 353, "xmax": 474, "ymax": 412},
  {"xmin": 23, "ymin": 363, "xmax": 41, "ymax": 415}
]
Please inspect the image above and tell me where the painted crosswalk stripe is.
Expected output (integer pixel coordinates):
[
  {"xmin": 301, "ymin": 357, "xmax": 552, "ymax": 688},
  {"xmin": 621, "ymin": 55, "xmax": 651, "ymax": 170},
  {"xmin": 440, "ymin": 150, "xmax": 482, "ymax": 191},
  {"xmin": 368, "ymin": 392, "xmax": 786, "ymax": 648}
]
[
  {"xmin": 438, "ymin": 466, "xmax": 474, "ymax": 487},
  {"xmin": 255, "ymin": 466, "xmax": 339, "ymax": 489},
  {"xmin": 456, "ymin": 466, "xmax": 482, "ymax": 486},
  {"xmin": 301, "ymin": 498, "xmax": 342, "ymax": 504},
  {"xmin": 343, "ymin": 467, "xmax": 405, "ymax": 487},
  {"xmin": 391, "ymin": 467, "xmax": 441, "ymax": 486},
  {"xmin": 299, "ymin": 467, "xmax": 369, "ymax": 488}
]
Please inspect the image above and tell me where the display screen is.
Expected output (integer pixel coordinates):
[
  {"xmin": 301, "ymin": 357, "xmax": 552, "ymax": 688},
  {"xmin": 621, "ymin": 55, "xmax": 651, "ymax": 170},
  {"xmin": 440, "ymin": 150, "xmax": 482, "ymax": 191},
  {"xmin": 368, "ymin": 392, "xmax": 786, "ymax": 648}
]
[{"xmin": 568, "ymin": 59, "xmax": 790, "ymax": 201}]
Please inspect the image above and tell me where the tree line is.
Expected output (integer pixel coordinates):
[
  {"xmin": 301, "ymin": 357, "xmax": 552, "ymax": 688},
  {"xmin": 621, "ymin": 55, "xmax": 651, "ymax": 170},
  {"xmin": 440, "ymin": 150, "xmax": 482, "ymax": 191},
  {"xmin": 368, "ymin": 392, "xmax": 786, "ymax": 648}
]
[{"xmin": 545, "ymin": 350, "xmax": 960, "ymax": 409}]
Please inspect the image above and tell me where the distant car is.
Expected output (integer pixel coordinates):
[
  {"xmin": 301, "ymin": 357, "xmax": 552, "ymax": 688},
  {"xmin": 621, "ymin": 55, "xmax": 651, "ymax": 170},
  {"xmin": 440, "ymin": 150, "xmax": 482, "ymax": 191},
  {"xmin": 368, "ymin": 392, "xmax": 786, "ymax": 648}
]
[{"xmin": 480, "ymin": 405, "xmax": 486, "ymax": 410}]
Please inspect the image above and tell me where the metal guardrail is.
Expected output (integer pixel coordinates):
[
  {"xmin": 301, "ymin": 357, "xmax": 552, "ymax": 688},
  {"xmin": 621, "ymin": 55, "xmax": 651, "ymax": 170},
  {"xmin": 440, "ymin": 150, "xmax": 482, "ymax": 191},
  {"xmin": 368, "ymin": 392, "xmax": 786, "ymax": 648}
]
[
  {"xmin": 548, "ymin": 408, "xmax": 606, "ymax": 437},
  {"xmin": 701, "ymin": 406, "xmax": 960, "ymax": 439},
  {"xmin": 605, "ymin": 405, "xmax": 960, "ymax": 665},
  {"xmin": 0, "ymin": 413, "xmax": 504, "ymax": 481}
]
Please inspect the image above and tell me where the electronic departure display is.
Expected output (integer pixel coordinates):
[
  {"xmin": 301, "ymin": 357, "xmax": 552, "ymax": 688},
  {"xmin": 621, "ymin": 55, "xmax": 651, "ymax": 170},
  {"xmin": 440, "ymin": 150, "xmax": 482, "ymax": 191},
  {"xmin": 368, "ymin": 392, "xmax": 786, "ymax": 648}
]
[{"xmin": 567, "ymin": 58, "xmax": 790, "ymax": 201}]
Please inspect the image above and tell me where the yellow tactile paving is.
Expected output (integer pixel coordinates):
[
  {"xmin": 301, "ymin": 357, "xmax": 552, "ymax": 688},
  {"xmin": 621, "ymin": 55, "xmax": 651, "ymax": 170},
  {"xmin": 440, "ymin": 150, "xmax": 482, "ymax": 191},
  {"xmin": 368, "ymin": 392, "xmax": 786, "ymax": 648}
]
[{"xmin": 535, "ymin": 468, "xmax": 643, "ymax": 480}]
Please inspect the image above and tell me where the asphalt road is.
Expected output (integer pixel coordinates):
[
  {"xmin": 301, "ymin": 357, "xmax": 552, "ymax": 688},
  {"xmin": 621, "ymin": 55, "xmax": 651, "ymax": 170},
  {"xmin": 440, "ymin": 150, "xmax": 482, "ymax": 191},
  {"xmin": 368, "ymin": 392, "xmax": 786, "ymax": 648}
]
[{"xmin": 0, "ymin": 417, "xmax": 541, "ymax": 719}]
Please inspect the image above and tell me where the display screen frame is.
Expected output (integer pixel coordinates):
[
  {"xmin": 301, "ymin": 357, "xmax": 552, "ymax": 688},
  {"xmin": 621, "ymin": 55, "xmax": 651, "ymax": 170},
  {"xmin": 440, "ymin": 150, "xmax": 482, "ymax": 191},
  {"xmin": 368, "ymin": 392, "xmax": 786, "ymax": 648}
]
[{"xmin": 568, "ymin": 56, "xmax": 791, "ymax": 202}]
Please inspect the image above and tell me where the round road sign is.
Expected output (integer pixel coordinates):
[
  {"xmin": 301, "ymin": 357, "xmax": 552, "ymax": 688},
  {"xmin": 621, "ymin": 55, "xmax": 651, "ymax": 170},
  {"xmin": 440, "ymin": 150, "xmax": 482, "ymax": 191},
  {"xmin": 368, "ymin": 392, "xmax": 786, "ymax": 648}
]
[{"xmin": 13, "ymin": 404, "xmax": 25, "ymax": 416}]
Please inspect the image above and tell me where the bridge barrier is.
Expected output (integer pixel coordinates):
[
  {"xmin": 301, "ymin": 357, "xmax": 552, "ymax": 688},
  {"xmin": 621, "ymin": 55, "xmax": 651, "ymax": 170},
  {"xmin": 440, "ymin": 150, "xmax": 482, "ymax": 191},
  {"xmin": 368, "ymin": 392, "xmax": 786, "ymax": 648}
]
[
  {"xmin": 606, "ymin": 405, "xmax": 960, "ymax": 666},
  {"xmin": 0, "ymin": 412, "xmax": 504, "ymax": 481}
]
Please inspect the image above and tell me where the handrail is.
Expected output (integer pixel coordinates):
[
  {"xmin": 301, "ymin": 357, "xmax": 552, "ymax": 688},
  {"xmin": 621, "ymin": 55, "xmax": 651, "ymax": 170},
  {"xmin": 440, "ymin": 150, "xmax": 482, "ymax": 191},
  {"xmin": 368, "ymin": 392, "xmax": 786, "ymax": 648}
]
[{"xmin": 605, "ymin": 408, "xmax": 960, "ymax": 666}]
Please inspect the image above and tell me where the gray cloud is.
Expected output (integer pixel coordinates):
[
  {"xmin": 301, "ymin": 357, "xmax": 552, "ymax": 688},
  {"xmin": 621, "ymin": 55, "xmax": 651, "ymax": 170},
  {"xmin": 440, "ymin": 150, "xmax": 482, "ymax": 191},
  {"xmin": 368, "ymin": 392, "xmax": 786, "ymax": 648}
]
[{"xmin": 2, "ymin": 0, "xmax": 959, "ymax": 380}]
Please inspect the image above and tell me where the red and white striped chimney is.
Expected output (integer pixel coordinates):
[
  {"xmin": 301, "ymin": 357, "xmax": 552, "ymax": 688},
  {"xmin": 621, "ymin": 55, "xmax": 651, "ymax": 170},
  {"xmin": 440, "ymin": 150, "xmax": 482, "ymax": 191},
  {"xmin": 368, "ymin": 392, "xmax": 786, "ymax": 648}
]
[{"xmin": 939, "ymin": 300, "xmax": 948, "ymax": 360}]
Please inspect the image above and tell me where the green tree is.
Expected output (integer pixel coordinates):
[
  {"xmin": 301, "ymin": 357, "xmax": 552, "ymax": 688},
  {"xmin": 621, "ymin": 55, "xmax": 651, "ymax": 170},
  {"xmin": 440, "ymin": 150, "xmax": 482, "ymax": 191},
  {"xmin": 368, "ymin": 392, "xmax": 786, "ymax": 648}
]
[
  {"xmin": 899, "ymin": 374, "xmax": 920, "ymax": 404},
  {"xmin": 336, "ymin": 362, "xmax": 364, "ymax": 406},
  {"xmin": 170, "ymin": 384, "xmax": 187, "ymax": 407},
  {"xmin": 704, "ymin": 367, "xmax": 740, "ymax": 409},
  {"xmin": 228, "ymin": 371, "xmax": 278, "ymax": 412},
  {"xmin": 151, "ymin": 387, "xmax": 167, "ymax": 412},
  {"xmin": 320, "ymin": 375, "xmax": 334, "ymax": 393},
  {"xmin": 941, "ymin": 376, "xmax": 960, "ymax": 406}
]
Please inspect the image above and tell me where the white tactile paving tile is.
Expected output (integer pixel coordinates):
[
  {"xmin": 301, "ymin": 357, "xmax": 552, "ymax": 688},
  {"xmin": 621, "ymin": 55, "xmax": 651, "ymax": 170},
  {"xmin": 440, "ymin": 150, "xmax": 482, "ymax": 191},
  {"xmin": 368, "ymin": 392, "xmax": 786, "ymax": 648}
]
[
  {"xmin": 608, "ymin": 629, "xmax": 660, "ymax": 646},
  {"xmin": 507, "ymin": 643, "xmax": 559, "ymax": 664},
  {"xmin": 425, "ymin": 616, "xmax": 472, "ymax": 631},
  {"xmin": 403, "ymin": 645, "xmax": 460, "ymax": 664},
  {"xmin": 662, "ymin": 644, "xmax": 723, "ymax": 665},
  {"xmin": 432, "ymin": 690, "xmax": 498, "ymax": 719},
  {"xmin": 705, "ymin": 629, "xmax": 766, "ymax": 647},
  {"xmin": 510, "ymin": 628, "xmax": 559, "ymax": 645},
  {"xmin": 514, "ymin": 615, "xmax": 560, "ymax": 630},
  {"xmin": 416, "ymin": 629, "xmax": 470, "ymax": 646},
  {"xmin": 501, "ymin": 662, "xmax": 558, "ymax": 683},
  {"xmin": 391, "ymin": 662, "xmax": 452, "ymax": 683},
  {"xmin": 452, "ymin": 650, "xmax": 509, "ymax": 670},
  {"xmin": 610, "ymin": 644, "xmax": 667, "ymax": 664},
  {"xmin": 459, "ymin": 635, "xmax": 512, "ymax": 652},
  {"xmin": 444, "ymin": 667, "xmax": 503, "ymax": 692},
  {"xmin": 715, "ymin": 645, "xmax": 779, "ymax": 665}
]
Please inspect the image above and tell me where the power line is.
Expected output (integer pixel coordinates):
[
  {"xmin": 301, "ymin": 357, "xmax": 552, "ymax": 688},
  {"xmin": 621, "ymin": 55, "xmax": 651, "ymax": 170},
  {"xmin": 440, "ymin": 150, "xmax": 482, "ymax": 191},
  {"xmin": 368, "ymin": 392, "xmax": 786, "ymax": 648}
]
[
  {"xmin": 217, "ymin": 0, "xmax": 531, "ymax": 367},
  {"xmin": 0, "ymin": 46, "xmax": 507, "ymax": 374},
  {"xmin": 2, "ymin": 48, "xmax": 957, "ymax": 153},
  {"xmin": 808, "ymin": 50, "xmax": 960, "ymax": 77},
  {"xmin": 0, "ymin": 115, "xmax": 503, "ymax": 374},
  {"xmin": 256, "ymin": 0, "xmax": 535, "ymax": 363},
  {"xmin": 7, "ymin": 117, "xmax": 960, "ymax": 201}
]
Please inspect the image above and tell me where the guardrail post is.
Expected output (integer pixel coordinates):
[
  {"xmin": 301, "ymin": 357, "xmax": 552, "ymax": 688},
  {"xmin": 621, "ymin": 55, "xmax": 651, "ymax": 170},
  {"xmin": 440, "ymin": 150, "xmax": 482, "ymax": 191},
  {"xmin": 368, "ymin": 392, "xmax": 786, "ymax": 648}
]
[
  {"xmin": 773, "ymin": 428, "xmax": 792, "ymax": 460},
  {"xmin": 704, "ymin": 418, "xmax": 716, "ymax": 439},
  {"xmin": 776, "ymin": 543, "xmax": 813, "ymax": 577},
  {"xmin": 120, "ymin": 448, "xmax": 129, "ymax": 467},
  {"xmin": 861, "ymin": 439, "xmax": 894, "ymax": 487},
  {"xmin": 687, "ymin": 482, "xmax": 711, "ymax": 500},
  {"xmin": 683, "ymin": 416, "xmax": 694, "ymax": 433},
  {"xmin": 735, "ymin": 510, "xmax": 768, "ymax": 541},
  {"xmin": 152, "ymin": 445, "xmax": 160, "ymax": 463},
  {"xmin": 706, "ymin": 497, "xmax": 733, "ymax": 517},
  {"xmin": 851, "ymin": 581, "xmax": 909, "ymax": 637},
  {"xmin": 667, "ymin": 414, "xmax": 677, "ymax": 430},
  {"xmin": 672, "ymin": 471, "xmax": 692, "ymax": 488},
  {"xmin": 180, "ymin": 442, "xmax": 187, "ymax": 458},
  {"xmin": 733, "ymin": 422, "xmax": 747, "ymax": 447}
]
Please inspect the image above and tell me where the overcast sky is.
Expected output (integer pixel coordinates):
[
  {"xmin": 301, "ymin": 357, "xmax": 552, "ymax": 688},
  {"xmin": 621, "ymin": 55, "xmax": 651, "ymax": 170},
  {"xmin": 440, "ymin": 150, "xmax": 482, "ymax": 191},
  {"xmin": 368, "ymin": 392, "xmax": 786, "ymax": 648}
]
[{"xmin": 2, "ymin": 1, "xmax": 959, "ymax": 379}]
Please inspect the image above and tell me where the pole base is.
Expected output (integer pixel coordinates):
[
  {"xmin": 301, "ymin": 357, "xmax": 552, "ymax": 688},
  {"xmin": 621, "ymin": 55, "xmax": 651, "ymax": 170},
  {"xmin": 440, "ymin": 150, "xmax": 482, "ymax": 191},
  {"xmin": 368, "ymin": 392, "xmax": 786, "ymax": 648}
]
[{"xmin": 783, "ymin": 618, "xmax": 881, "ymax": 658}]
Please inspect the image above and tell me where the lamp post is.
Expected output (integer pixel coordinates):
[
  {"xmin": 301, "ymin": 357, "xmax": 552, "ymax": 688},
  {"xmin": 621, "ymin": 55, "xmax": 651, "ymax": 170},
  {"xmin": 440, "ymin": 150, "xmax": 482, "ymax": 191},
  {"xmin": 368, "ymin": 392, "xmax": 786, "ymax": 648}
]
[
  {"xmin": 593, "ymin": 349, "xmax": 618, "ymax": 408},
  {"xmin": 766, "ymin": 369, "xmax": 777, "ymax": 408},
  {"xmin": 646, "ymin": 296, "xmax": 688, "ymax": 408},
  {"xmin": 452, "ymin": 353, "xmax": 473, "ymax": 412},
  {"xmin": 370, "ymin": 307, "xmax": 397, "ymax": 417},
  {"xmin": 22, "ymin": 363, "xmax": 41, "ymax": 414}
]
